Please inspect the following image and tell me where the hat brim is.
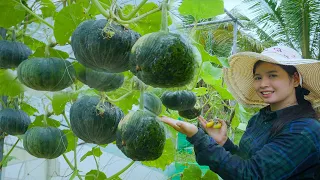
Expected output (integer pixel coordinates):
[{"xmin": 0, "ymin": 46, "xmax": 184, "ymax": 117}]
[{"xmin": 223, "ymin": 52, "xmax": 320, "ymax": 109}]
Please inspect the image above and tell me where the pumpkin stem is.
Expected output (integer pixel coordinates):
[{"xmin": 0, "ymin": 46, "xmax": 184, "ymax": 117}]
[
  {"xmin": 160, "ymin": 0, "xmax": 169, "ymax": 32},
  {"xmin": 117, "ymin": 0, "xmax": 148, "ymax": 21},
  {"xmin": 107, "ymin": 161, "xmax": 135, "ymax": 179},
  {"xmin": 91, "ymin": 0, "xmax": 111, "ymax": 19},
  {"xmin": 11, "ymin": 29, "xmax": 16, "ymax": 41}
]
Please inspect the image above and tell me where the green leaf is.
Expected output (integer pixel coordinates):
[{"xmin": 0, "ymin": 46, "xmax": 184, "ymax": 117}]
[
  {"xmin": 218, "ymin": 57, "xmax": 230, "ymax": 68},
  {"xmin": 210, "ymin": 79, "xmax": 234, "ymax": 100},
  {"xmin": 80, "ymin": 147, "xmax": 102, "ymax": 162},
  {"xmin": 109, "ymin": 90, "xmax": 140, "ymax": 114},
  {"xmin": 192, "ymin": 87, "xmax": 207, "ymax": 96},
  {"xmin": 23, "ymin": 36, "xmax": 46, "ymax": 51},
  {"xmin": 178, "ymin": 0, "xmax": 224, "ymax": 20},
  {"xmin": 40, "ymin": 0, "xmax": 56, "ymax": 18},
  {"xmin": 0, "ymin": 1, "xmax": 26, "ymax": 28},
  {"xmin": 29, "ymin": 115, "xmax": 61, "ymax": 128},
  {"xmin": 142, "ymin": 139, "xmax": 175, "ymax": 170},
  {"xmin": 52, "ymin": 92, "xmax": 78, "ymax": 115},
  {"xmin": 31, "ymin": 46, "xmax": 69, "ymax": 59},
  {"xmin": 85, "ymin": 170, "xmax": 107, "ymax": 180},
  {"xmin": 182, "ymin": 164, "xmax": 202, "ymax": 180},
  {"xmin": 201, "ymin": 170, "xmax": 219, "ymax": 180},
  {"xmin": 20, "ymin": 102, "xmax": 38, "ymax": 116},
  {"xmin": 0, "ymin": 70, "xmax": 24, "ymax": 97},
  {"xmin": 194, "ymin": 43, "xmax": 221, "ymax": 65},
  {"xmin": 200, "ymin": 62, "xmax": 222, "ymax": 83},
  {"xmin": 128, "ymin": 2, "xmax": 172, "ymax": 35},
  {"xmin": 62, "ymin": 129, "xmax": 78, "ymax": 152},
  {"xmin": 54, "ymin": 4, "xmax": 88, "ymax": 45},
  {"xmin": 231, "ymin": 113, "xmax": 240, "ymax": 130}
]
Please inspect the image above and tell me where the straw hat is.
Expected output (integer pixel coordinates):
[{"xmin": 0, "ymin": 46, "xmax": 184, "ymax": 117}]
[{"xmin": 223, "ymin": 46, "xmax": 320, "ymax": 110}]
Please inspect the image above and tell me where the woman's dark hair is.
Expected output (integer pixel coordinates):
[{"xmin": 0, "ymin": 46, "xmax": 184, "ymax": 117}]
[{"xmin": 253, "ymin": 60, "xmax": 318, "ymax": 136}]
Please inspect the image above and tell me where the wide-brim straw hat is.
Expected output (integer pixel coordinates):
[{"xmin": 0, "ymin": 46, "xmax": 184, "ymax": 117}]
[{"xmin": 223, "ymin": 46, "xmax": 320, "ymax": 110}]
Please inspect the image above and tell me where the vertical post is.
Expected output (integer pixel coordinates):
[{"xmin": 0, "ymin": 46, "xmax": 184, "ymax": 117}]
[
  {"xmin": 318, "ymin": 32, "xmax": 320, "ymax": 60},
  {"xmin": 231, "ymin": 21, "xmax": 238, "ymax": 55}
]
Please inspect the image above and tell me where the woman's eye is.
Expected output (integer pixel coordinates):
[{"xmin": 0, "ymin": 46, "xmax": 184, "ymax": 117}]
[
  {"xmin": 269, "ymin": 74, "xmax": 277, "ymax": 78},
  {"xmin": 254, "ymin": 76, "xmax": 261, "ymax": 80}
]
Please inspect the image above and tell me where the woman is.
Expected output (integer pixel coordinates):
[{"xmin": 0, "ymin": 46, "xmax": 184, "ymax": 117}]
[{"xmin": 161, "ymin": 46, "xmax": 320, "ymax": 180}]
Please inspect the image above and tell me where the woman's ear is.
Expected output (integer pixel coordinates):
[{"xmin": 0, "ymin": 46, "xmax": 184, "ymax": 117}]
[{"xmin": 293, "ymin": 72, "xmax": 300, "ymax": 87}]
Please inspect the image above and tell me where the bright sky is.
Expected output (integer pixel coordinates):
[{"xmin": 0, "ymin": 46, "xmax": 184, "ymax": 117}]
[{"xmin": 224, "ymin": 0, "xmax": 243, "ymax": 10}]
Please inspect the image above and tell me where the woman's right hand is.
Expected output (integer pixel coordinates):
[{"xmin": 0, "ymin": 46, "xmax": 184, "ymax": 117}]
[{"xmin": 197, "ymin": 116, "xmax": 228, "ymax": 146}]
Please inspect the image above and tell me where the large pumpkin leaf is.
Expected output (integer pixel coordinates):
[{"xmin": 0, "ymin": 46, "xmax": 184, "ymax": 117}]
[
  {"xmin": 40, "ymin": 0, "xmax": 56, "ymax": 18},
  {"xmin": 0, "ymin": 70, "xmax": 24, "ymax": 97},
  {"xmin": 0, "ymin": 1, "xmax": 26, "ymax": 28},
  {"xmin": 85, "ymin": 170, "xmax": 107, "ymax": 180},
  {"xmin": 80, "ymin": 147, "xmax": 102, "ymax": 162},
  {"xmin": 178, "ymin": 0, "xmax": 224, "ymax": 20},
  {"xmin": 20, "ymin": 102, "xmax": 39, "ymax": 116},
  {"xmin": 52, "ymin": 92, "xmax": 79, "ymax": 115},
  {"xmin": 62, "ymin": 129, "xmax": 78, "ymax": 152},
  {"xmin": 194, "ymin": 43, "xmax": 221, "ymax": 65},
  {"xmin": 23, "ymin": 36, "xmax": 46, "ymax": 51},
  {"xmin": 108, "ymin": 89, "xmax": 140, "ymax": 114},
  {"xmin": 29, "ymin": 115, "xmax": 61, "ymax": 128},
  {"xmin": 127, "ymin": 2, "xmax": 172, "ymax": 35},
  {"xmin": 54, "ymin": 3, "xmax": 88, "ymax": 45},
  {"xmin": 192, "ymin": 87, "xmax": 207, "ymax": 96},
  {"xmin": 31, "ymin": 45, "xmax": 69, "ymax": 59},
  {"xmin": 142, "ymin": 139, "xmax": 175, "ymax": 170}
]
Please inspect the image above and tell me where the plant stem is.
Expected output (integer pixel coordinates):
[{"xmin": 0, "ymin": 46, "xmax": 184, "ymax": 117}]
[
  {"xmin": 119, "ymin": 0, "xmax": 148, "ymax": 20},
  {"xmin": 107, "ymin": 161, "xmax": 135, "ymax": 179},
  {"xmin": 0, "ymin": 139, "xmax": 19, "ymax": 167},
  {"xmin": 106, "ymin": 91, "xmax": 133, "ymax": 103},
  {"xmin": 91, "ymin": 0, "xmax": 110, "ymax": 18},
  {"xmin": 161, "ymin": 0, "xmax": 169, "ymax": 32},
  {"xmin": 19, "ymin": 0, "xmax": 54, "ymax": 29},
  {"xmin": 93, "ymin": 155, "xmax": 99, "ymax": 170},
  {"xmin": 62, "ymin": 154, "xmax": 83, "ymax": 180},
  {"xmin": 62, "ymin": 112, "xmax": 71, "ymax": 128},
  {"xmin": 110, "ymin": 3, "xmax": 162, "ymax": 24},
  {"xmin": 139, "ymin": 81, "xmax": 145, "ymax": 110}
]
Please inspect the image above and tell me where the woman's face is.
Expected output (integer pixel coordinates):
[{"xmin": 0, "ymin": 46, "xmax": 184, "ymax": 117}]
[{"xmin": 253, "ymin": 62, "xmax": 299, "ymax": 111}]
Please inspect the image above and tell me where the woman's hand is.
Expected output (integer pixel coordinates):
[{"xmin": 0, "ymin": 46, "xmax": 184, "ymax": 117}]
[
  {"xmin": 160, "ymin": 116, "xmax": 198, "ymax": 137},
  {"xmin": 197, "ymin": 116, "xmax": 228, "ymax": 146}
]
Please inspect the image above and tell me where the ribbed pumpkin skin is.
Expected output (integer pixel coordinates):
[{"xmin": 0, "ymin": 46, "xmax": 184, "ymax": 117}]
[
  {"xmin": 23, "ymin": 127, "xmax": 68, "ymax": 159},
  {"xmin": 178, "ymin": 107, "xmax": 201, "ymax": 119},
  {"xmin": 0, "ymin": 108, "xmax": 31, "ymax": 135},
  {"xmin": 130, "ymin": 32, "xmax": 196, "ymax": 88},
  {"xmin": 75, "ymin": 64, "xmax": 124, "ymax": 92},
  {"xmin": 17, "ymin": 58, "xmax": 76, "ymax": 91},
  {"xmin": 161, "ymin": 90, "xmax": 197, "ymax": 111},
  {"xmin": 0, "ymin": 40, "xmax": 32, "ymax": 69},
  {"xmin": 116, "ymin": 110, "xmax": 166, "ymax": 161},
  {"xmin": 70, "ymin": 96, "xmax": 124, "ymax": 145},
  {"xmin": 143, "ymin": 92, "xmax": 162, "ymax": 115},
  {"xmin": 71, "ymin": 19, "xmax": 140, "ymax": 73}
]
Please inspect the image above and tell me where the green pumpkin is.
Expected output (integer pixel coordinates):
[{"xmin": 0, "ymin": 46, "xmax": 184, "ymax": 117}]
[
  {"xmin": 0, "ymin": 108, "xmax": 31, "ymax": 135},
  {"xmin": 71, "ymin": 19, "xmax": 140, "ymax": 73},
  {"xmin": 0, "ymin": 40, "xmax": 32, "ymax": 69},
  {"xmin": 23, "ymin": 127, "xmax": 68, "ymax": 159},
  {"xmin": 17, "ymin": 57, "xmax": 76, "ymax": 91},
  {"xmin": 143, "ymin": 92, "xmax": 162, "ymax": 115},
  {"xmin": 130, "ymin": 32, "xmax": 196, "ymax": 87},
  {"xmin": 161, "ymin": 90, "xmax": 197, "ymax": 111},
  {"xmin": 70, "ymin": 96, "xmax": 124, "ymax": 145},
  {"xmin": 116, "ymin": 110, "xmax": 166, "ymax": 161},
  {"xmin": 74, "ymin": 63, "xmax": 124, "ymax": 92},
  {"xmin": 178, "ymin": 107, "xmax": 201, "ymax": 119}
]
